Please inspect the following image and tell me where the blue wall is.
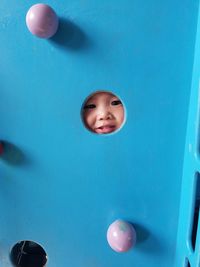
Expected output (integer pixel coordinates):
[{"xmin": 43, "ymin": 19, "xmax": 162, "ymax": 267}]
[{"xmin": 0, "ymin": 1, "xmax": 199, "ymax": 266}]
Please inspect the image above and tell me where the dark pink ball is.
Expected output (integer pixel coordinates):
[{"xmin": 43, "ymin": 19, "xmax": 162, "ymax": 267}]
[
  {"xmin": 26, "ymin": 3, "xmax": 59, "ymax": 39},
  {"xmin": 0, "ymin": 142, "xmax": 3, "ymax": 155}
]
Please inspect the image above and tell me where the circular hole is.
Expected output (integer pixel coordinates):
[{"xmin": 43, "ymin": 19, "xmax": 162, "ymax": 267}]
[
  {"xmin": 10, "ymin": 240, "xmax": 47, "ymax": 267},
  {"xmin": 81, "ymin": 91, "xmax": 125, "ymax": 134}
]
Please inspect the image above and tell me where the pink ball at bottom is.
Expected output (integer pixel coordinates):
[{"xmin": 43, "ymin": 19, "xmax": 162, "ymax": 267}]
[{"xmin": 107, "ymin": 219, "xmax": 136, "ymax": 252}]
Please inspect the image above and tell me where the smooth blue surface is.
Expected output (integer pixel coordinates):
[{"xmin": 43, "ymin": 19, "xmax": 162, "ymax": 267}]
[{"xmin": 0, "ymin": 1, "xmax": 199, "ymax": 266}]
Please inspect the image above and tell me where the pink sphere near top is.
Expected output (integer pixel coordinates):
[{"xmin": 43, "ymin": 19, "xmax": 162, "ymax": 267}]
[
  {"xmin": 26, "ymin": 3, "xmax": 59, "ymax": 38},
  {"xmin": 107, "ymin": 219, "xmax": 136, "ymax": 252}
]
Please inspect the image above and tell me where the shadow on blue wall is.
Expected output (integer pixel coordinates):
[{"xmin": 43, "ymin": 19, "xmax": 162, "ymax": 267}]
[
  {"xmin": 133, "ymin": 223, "xmax": 165, "ymax": 255},
  {"xmin": 1, "ymin": 141, "xmax": 29, "ymax": 166},
  {"xmin": 50, "ymin": 17, "xmax": 92, "ymax": 51}
]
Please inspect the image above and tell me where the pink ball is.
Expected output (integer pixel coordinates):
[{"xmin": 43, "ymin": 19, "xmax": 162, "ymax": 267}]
[
  {"xmin": 107, "ymin": 219, "xmax": 136, "ymax": 252},
  {"xmin": 26, "ymin": 4, "xmax": 59, "ymax": 38}
]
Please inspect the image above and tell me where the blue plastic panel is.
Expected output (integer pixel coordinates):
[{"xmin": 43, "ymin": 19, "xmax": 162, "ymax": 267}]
[
  {"xmin": 0, "ymin": 1, "xmax": 199, "ymax": 266},
  {"xmin": 175, "ymin": 3, "xmax": 200, "ymax": 266}
]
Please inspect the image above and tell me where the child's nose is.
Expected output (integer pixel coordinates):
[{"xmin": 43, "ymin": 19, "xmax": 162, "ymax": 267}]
[{"xmin": 97, "ymin": 111, "xmax": 112, "ymax": 121}]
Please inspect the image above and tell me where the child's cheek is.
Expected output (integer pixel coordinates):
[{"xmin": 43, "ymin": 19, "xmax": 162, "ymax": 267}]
[
  {"xmin": 115, "ymin": 108, "xmax": 124, "ymax": 125},
  {"xmin": 84, "ymin": 113, "xmax": 93, "ymax": 128},
  {"xmin": 89, "ymin": 115, "xmax": 96, "ymax": 128}
]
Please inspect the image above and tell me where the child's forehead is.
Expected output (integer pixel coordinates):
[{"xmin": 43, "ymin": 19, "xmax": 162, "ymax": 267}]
[{"xmin": 86, "ymin": 91, "xmax": 116, "ymax": 102}]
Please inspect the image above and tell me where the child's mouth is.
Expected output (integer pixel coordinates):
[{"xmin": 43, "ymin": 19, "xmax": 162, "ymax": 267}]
[{"xmin": 95, "ymin": 125, "xmax": 116, "ymax": 134}]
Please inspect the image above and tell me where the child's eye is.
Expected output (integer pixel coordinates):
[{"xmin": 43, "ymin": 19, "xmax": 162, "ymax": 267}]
[
  {"xmin": 111, "ymin": 100, "xmax": 122, "ymax": 106},
  {"xmin": 83, "ymin": 104, "xmax": 96, "ymax": 109}
]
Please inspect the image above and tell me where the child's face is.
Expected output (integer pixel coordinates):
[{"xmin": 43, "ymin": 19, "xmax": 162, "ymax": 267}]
[{"xmin": 83, "ymin": 92, "xmax": 124, "ymax": 134}]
